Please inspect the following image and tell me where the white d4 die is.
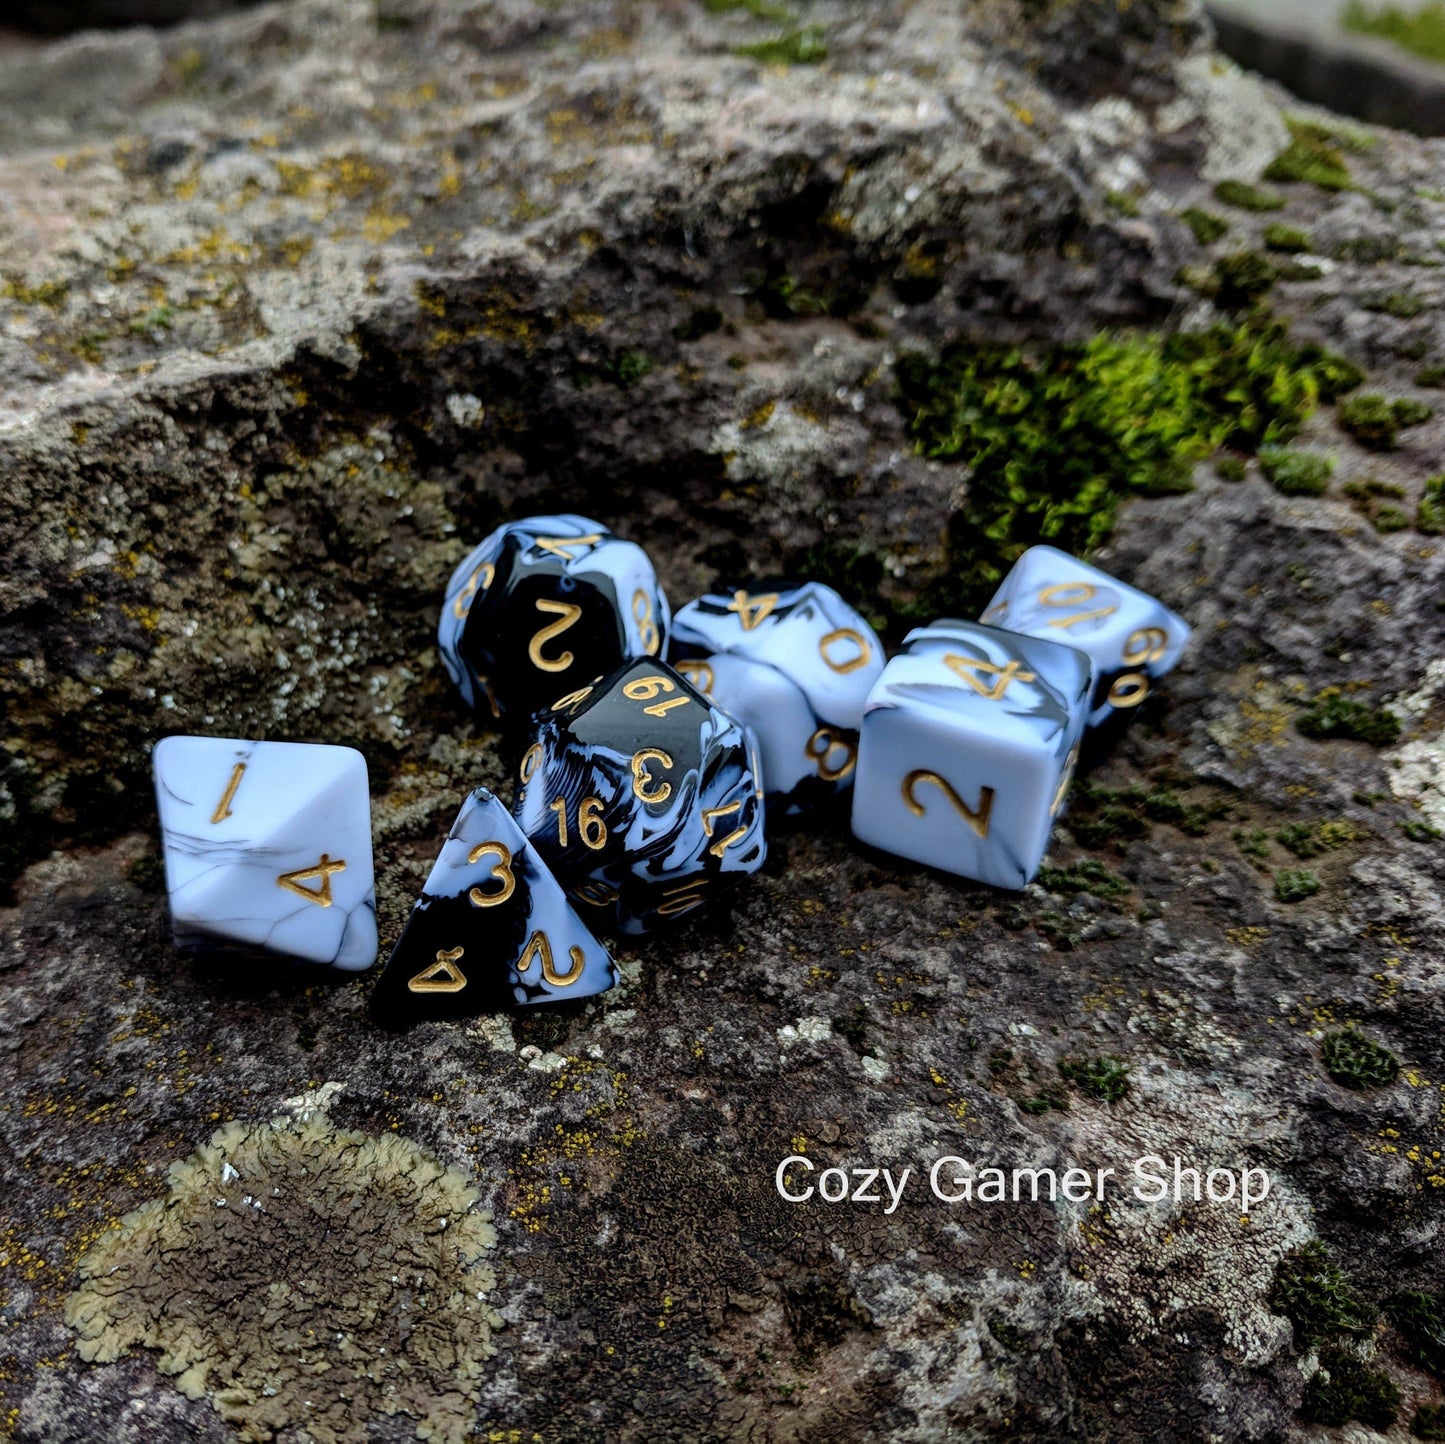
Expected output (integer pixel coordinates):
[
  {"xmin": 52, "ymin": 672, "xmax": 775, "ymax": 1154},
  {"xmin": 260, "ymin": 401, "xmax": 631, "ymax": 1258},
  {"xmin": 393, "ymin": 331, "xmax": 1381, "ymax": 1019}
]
[
  {"xmin": 981, "ymin": 545, "xmax": 1190, "ymax": 726},
  {"xmin": 670, "ymin": 582, "xmax": 886, "ymax": 815},
  {"xmin": 153, "ymin": 737, "xmax": 378, "ymax": 970},
  {"xmin": 850, "ymin": 620, "xmax": 1090, "ymax": 890}
]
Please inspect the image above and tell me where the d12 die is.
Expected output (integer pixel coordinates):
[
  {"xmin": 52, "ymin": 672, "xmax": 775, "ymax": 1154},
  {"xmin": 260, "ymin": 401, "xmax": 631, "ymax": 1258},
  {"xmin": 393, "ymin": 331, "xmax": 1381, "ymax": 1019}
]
[
  {"xmin": 981, "ymin": 546, "xmax": 1190, "ymax": 726},
  {"xmin": 850, "ymin": 621, "xmax": 1090, "ymax": 890},
  {"xmin": 153, "ymin": 736, "xmax": 377, "ymax": 970},
  {"xmin": 514, "ymin": 658, "xmax": 766, "ymax": 934},
  {"xmin": 368, "ymin": 789, "xmax": 616, "ymax": 1025},
  {"xmin": 438, "ymin": 513, "xmax": 669, "ymax": 723},
  {"xmin": 673, "ymin": 653, "xmax": 858, "ymax": 817}
]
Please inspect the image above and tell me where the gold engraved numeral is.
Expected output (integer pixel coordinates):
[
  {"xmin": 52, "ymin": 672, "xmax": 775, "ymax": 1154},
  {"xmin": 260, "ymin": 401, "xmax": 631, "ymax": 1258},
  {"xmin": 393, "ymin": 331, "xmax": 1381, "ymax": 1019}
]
[
  {"xmin": 466, "ymin": 841, "xmax": 515, "ymax": 907},
  {"xmin": 631, "ymin": 748, "xmax": 673, "ymax": 804},
  {"xmin": 632, "ymin": 589, "xmax": 661, "ymax": 655},
  {"xmin": 727, "ymin": 590, "xmax": 779, "ymax": 631},
  {"xmin": 529, "ymin": 599, "xmax": 583, "ymax": 673},
  {"xmin": 573, "ymin": 879, "xmax": 618, "ymax": 907},
  {"xmin": 657, "ymin": 880, "xmax": 707, "ymax": 917},
  {"xmin": 534, "ymin": 533, "xmax": 603, "ymax": 560},
  {"xmin": 452, "ymin": 560, "xmax": 495, "ymax": 620},
  {"xmin": 980, "ymin": 600, "xmax": 1009, "ymax": 625},
  {"xmin": 519, "ymin": 929, "xmax": 586, "ymax": 986},
  {"xmin": 550, "ymin": 684, "xmax": 594, "ymax": 713},
  {"xmin": 818, "ymin": 627, "xmax": 872, "ymax": 674},
  {"xmin": 1051, "ymin": 742, "xmax": 1080, "ymax": 817},
  {"xmin": 549, "ymin": 796, "xmax": 569, "ymax": 847},
  {"xmin": 675, "ymin": 659, "xmax": 714, "ymax": 695},
  {"xmin": 805, "ymin": 727, "xmax": 857, "ymax": 782},
  {"xmin": 210, "ymin": 763, "xmax": 247, "ymax": 824},
  {"xmin": 645, "ymin": 697, "xmax": 690, "ymax": 717},
  {"xmin": 409, "ymin": 946, "xmax": 468, "ymax": 994},
  {"xmin": 1107, "ymin": 673, "xmax": 1149, "ymax": 708},
  {"xmin": 520, "ymin": 743, "xmax": 543, "ymax": 784},
  {"xmin": 942, "ymin": 653, "xmax": 1036, "ymax": 701},
  {"xmin": 623, "ymin": 673, "xmax": 691, "ymax": 717},
  {"xmin": 1123, "ymin": 627, "xmax": 1168, "ymax": 665},
  {"xmin": 702, "ymin": 800, "xmax": 748, "ymax": 858},
  {"xmin": 276, "ymin": 854, "xmax": 347, "ymax": 907},
  {"xmin": 902, "ymin": 770, "xmax": 994, "ymax": 839},
  {"xmin": 1037, "ymin": 581, "xmax": 1117, "ymax": 631},
  {"xmin": 473, "ymin": 671, "xmax": 502, "ymax": 720},
  {"xmin": 548, "ymin": 796, "xmax": 607, "ymax": 850}
]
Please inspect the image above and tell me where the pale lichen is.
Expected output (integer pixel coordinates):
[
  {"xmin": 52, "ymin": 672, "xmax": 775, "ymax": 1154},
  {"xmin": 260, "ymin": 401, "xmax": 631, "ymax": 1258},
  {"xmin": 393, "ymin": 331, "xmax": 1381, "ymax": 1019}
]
[{"xmin": 65, "ymin": 1113, "xmax": 500, "ymax": 1444}]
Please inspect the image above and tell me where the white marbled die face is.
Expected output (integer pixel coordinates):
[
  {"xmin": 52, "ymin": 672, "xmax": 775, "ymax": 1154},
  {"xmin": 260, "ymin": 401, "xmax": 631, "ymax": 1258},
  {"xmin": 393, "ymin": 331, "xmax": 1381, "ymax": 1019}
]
[
  {"xmin": 850, "ymin": 621, "xmax": 1091, "ymax": 891},
  {"xmin": 153, "ymin": 737, "xmax": 377, "ymax": 970},
  {"xmin": 981, "ymin": 545, "xmax": 1191, "ymax": 726}
]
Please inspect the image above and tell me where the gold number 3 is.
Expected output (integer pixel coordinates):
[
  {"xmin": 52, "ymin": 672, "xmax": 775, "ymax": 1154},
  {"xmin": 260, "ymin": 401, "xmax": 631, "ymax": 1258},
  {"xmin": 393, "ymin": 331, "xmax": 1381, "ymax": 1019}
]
[
  {"xmin": 631, "ymin": 748, "xmax": 673, "ymax": 804},
  {"xmin": 902, "ymin": 770, "xmax": 995, "ymax": 839},
  {"xmin": 467, "ymin": 841, "xmax": 516, "ymax": 907}
]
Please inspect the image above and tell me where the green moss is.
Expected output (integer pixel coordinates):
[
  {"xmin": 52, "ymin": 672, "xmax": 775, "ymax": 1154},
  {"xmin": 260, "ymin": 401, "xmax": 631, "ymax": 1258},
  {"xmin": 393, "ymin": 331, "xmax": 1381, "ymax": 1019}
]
[
  {"xmin": 701, "ymin": 0, "xmax": 793, "ymax": 18},
  {"xmin": 1415, "ymin": 364, "xmax": 1445, "ymax": 388},
  {"xmin": 1390, "ymin": 1290, "xmax": 1445, "ymax": 1378},
  {"xmin": 1059, "ymin": 1055, "xmax": 1130, "ymax": 1103},
  {"xmin": 1274, "ymin": 868, "xmax": 1320, "ymax": 902},
  {"xmin": 1216, "ymin": 455, "xmax": 1248, "ymax": 482},
  {"xmin": 1034, "ymin": 858, "xmax": 1132, "ymax": 902},
  {"xmin": 1259, "ymin": 446, "xmax": 1334, "ymax": 495},
  {"xmin": 734, "ymin": 26, "xmax": 827, "ymax": 63},
  {"xmin": 1066, "ymin": 780, "xmax": 1225, "ymax": 849},
  {"xmin": 1374, "ymin": 501, "xmax": 1411, "ymax": 531},
  {"xmin": 127, "ymin": 854, "xmax": 167, "ymax": 894},
  {"xmin": 673, "ymin": 305, "xmax": 723, "ymax": 341},
  {"xmin": 1414, "ymin": 1404, "xmax": 1445, "ymax": 1441},
  {"xmin": 1181, "ymin": 207, "xmax": 1229, "ymax": 244},
  {"xmin": 1322, "ymin": 1029, "xmax": 1400, "ymax": 1089},
  {"xmin": 1234, "ymin": 826, "xmax": 1272, "ymax": 868},
  {"xmin": 1296, "ymin": 689, "xmax": 1402, "ymax": 746},
  {"xmin": 1213, "ymin": 250, "xmax": 1277, "ymax": 309},
  {"xmin": 1345, "ymin": 477, "xmax": 1413, "ymax": 531},
  {"xmin": 1302, "ymin": 1347, "xmax": 1401, "ymax": 1428},
  {"xmin": 1403, "ymin": 818, "xmax": 1444, "ymax": 842},
  {"xmin": 1393, "ymin": 396, "xmax": 1434, "ymax": 427},
  {"xmin": 1263, "ymin": 223, "xmax": 1313, "ymax": 253},
  {"xmin": 1339, "ymin": 393, "xmax": 1402, "ymax": 449},
  {"xmin": 1268, "ymin": 1242, "xmax": 1375, "ymax": 1344},
  {"xmin": 1018, "ymin": 1093, "xmax": 1065, "ymax": 1115},
  {"xmin": 1213, "ymin": 179, "xmax": 1285, "ymax": 212},
  {"xmin": 1265, "ymin": 120, "xmax": 1354, "ymax": 192},
  {"xmin": 1363, "ymin": 290, "xmax": 1427, "ymax": 318},
  {"xmin": 1105, "ymin": 189, "xmax": 1142, "ymax": 217},
  {"xmin": 1419, "ymin": 474, "xmax": 1445, "ymax": 533},
  {"xmin": 1276, "ymin": 820, "xmax": 1363, "ymax": 857},
  {"xmin": 1344, "ymin": 0, "xmax": 1445, "ymax": 64}
]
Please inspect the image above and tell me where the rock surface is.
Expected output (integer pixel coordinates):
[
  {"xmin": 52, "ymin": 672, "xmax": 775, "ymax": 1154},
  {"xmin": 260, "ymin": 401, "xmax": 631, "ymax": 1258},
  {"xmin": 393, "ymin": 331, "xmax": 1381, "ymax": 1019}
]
[{"xmin": 1, "ymin": 0, "xmax": 1444, "ymax": 1440}]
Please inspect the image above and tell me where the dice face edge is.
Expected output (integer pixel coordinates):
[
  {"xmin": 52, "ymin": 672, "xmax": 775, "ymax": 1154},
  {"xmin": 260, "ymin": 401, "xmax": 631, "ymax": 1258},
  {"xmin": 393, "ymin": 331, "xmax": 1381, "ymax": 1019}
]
[{"xmin": 153, "ymin": 736, "xmax": 378, "ymax": 971}]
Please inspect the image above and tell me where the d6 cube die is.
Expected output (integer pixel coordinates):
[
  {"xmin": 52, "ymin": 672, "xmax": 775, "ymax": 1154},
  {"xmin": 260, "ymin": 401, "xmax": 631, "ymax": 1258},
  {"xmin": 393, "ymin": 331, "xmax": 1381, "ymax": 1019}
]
[
  {"xmin": 669, "ymin": 581, "xmax": 884, "ymax": 815},
  {"xmin": 367, "ymin": 788, "xmax": 616, "ymax": 1026},
  {"xmin": 439, "ymin": 513, "xmax": 670, "ymax": 723},
  {"xmin": 850, "ymin": 621, "xmax": 1090, "ymax": 890},
  {"xmin": 153, "ymin": 736, "xmax": 378, "ymax": 970},
  {"xmin": 514, "ymin": 658, "xmax": 766, "ymax": 934},
  {"xmin": 981, "ymin": 545, "xmax": 1190, "ymax": 725}
]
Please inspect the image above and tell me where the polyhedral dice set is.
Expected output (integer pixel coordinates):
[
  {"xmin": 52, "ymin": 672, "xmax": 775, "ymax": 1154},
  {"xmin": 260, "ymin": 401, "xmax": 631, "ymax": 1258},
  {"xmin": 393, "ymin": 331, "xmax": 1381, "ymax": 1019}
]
[{"xmin": 152, "ymin": 520, "xmax": 1190, "ymax": 1024}]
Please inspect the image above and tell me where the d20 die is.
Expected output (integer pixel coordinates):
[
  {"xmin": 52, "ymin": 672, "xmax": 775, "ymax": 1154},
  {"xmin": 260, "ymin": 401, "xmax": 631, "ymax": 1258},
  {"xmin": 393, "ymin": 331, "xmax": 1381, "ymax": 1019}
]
[
  {"xmin": 670, "ymin": 580, "xmax": 885, "ymax": 729},
  {"xmin": 673, "ymin": 654, "xmax": 858, "ymax": 817},
  {"xmin": 850, "ymin": 621, "xmax": 1090, "ymax": 890},
  {"xmin": 981, "ymin": 545, "xmax": 1190, "ymax": 725},
  {"xmin": 367, "ymin": 789, "xmax": 616, "ymax": 1025},
  {"xmin": 438, "ymin": 513, "xmax": 669, "ymax": 723},
  {"xmin": 153, "ymin": 736, "xmax": 377, "ymax": 970},
  {"xmin": 514, "ymin": 657, "xmax": 766, "ymax": 934}
]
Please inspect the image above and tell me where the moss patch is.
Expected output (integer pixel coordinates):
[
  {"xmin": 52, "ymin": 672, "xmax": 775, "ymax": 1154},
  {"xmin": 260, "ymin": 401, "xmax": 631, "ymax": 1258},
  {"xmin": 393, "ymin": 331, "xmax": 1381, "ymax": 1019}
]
[
  {"xmin": 1263, "ymin": 223, "xmax": 1312, "ymax": 254},
  {"xmin": 65, "ymin": 1113, "xmax": 501, "ymax": 1443},
  {"xmin": 1419, "ymin": 474, "xmax": 1445, "ymax": 533},
  {"xmin": 1213, "ymin": 179, "xmax": 1284, "ymax": 212},
  {"xmin": 1274, "ymin": 868, "xmax": 1320, "ymax": 902},
  {"xmin": 1415, "ymin": 1404, "xmax": 1445, "ymax": 1441},
  {"xmin": 1268, "ymin": 1241, "xmax": 1375, "ymax": 1344},
  {"xmin": 1322, "ymin": 1029, "xmax": 1400, "ymax": 1088},
  {"xmin": 1296, "ymin": 689, "xmax": 1402, "ymax": 746},
  {"xmin": 1391, "ymin": 1290, "xmax": 1445, "ymax": 1378},
  {"xmin": 1276, "ymin": 820, "xmax": 1364, "ymax": 857},
  {"xmin": 1259, "ymin": 446, "xmax": 1334, "ymax": 496},
  {"xmin": 1344, "ymin": 0, "xmax": 1445, "ymax": 64},
  {"xmin": 1059, "ymin": 1055, "xmax": 1130, "ymax": 1103},
  {"xmin": 1181, "ymin": 207, "xmax": 1228, "ymax": 244},
  {"xmin": 734, "ymin": 26, "xmax": 827, "ymax": 63},
  {"xmin": 1302, "ymin": 1347, "xmax": 1401, "ymax": 1428},
  {"xmin": 1265, "ymin": 120, "xmax": 1354, "ymax": 192},
  {"xmin": 1338, "ymin": 393, "xmax": 1432, "ymax": 450}
]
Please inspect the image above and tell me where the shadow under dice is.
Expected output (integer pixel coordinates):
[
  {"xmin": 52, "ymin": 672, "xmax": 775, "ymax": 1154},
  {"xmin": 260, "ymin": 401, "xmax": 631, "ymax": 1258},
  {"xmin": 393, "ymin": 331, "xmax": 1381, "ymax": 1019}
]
[
  {"xmin": 670, "ymin": 582, "xmax": 885, "ymax": 816},
  {"xmin": 851, "ymin": 621, "xmax": 1091, "ymax": 890},
  {"xmin": 368, "ymin": 789, "xmax": 616, "ymax": 1025},
  {"xmin": 153, "ymin": 736, "xmax": 378, "ymax": 970},
  {"xmin": 981, "ymin": 545, "xmax": 1190, "ymax": 726},
  {"xmin": 438, "ymin": 513, "xmax": 669, "ymax": 723},
  {"xmin": 514, "ymin": 658, "xmax": 766, "ymax": 934}
]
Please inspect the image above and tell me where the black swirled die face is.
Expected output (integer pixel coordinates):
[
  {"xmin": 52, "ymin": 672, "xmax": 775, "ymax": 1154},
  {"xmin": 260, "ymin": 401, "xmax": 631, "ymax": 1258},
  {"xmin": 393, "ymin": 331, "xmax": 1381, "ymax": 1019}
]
[{"xmin": 514, "ymin": 658, "xmax": 766, "ymax": 935}]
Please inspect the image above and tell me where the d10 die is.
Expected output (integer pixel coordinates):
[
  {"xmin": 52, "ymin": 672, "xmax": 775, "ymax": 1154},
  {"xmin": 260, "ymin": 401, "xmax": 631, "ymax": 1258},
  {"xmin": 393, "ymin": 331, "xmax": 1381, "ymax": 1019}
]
[
  {"xmin": 981, "ymin": 545, "xmax": 1190, "ymax": 725},
  {"xmin": 367, "ymin": 789, "xmax": 616, "ymax": 1025},
  {"xmin": 514, "ymin": 657, "xmax": 766, "ymax": 934},
  {"xmin": 850, "ymin": 621, "xmax": 1090, "ymax": 891},
  {"xmin": 438, "ymin": 513, "xmax": 670, "ymax": 723},
  {"xmin": 153, "ymin": 736, "xmax": 377, "ymax": 970}
]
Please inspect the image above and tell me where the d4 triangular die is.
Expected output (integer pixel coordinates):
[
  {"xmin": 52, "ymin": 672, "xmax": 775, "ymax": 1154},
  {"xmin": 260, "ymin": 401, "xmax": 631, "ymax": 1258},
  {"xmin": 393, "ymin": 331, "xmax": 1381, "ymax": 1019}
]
[
  {"xmin": 368, "ymin": 788, "xmax": 617, "ymax": 1025},
  {"xmin": 152, "ymin": 737, "xmax": 378, "ymax": 971}
]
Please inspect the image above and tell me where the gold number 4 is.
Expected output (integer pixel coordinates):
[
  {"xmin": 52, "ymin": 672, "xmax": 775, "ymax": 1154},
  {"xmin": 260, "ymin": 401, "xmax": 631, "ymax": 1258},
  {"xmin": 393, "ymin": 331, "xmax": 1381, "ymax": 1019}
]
[
  {"xmin": 942, "ymin": 653, "xmax": 1036, "ymax": 701},
  {"xmin": 276, "ymin": 854, "xmax": 346, "ymax": 907},
  {"xmin": 409, "ymin": 946, "xmax": 468, "ymax": 994},
  {"xmin": 727, "ymin": 590, "xmax": 779, "ymax": 631},
  {"xmin": 902, "ymin": 770, "xmax": 994, "ymax": 839}
]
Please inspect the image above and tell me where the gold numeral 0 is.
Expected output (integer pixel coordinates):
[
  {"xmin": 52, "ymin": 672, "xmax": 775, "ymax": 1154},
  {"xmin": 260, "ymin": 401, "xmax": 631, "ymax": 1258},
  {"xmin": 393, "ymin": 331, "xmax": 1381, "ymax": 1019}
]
[
  {"xmin": 1107, "ymin": 673, "xmax": 1149, "ymax": 708},
  {"xmin": 529, "ymin": 599, "xmax": 582, "ymax": 672},
  {"xmin": 466, "ymin": 841, "xmax": 515, "ymax": 907},
  {"xmin": 818, "ymin": 627, "xmax": 872, "ymax": 674},
  {"xmin": 520, "ymin": 743, "xmax": 542, "ymax": 783},
  {"xmin": 631, "ymin": 748, "xmax": 673, "ymax": 804},
  {"xmin": 902, "ymin": 770, "xmax": 994, "ymax": 839}
]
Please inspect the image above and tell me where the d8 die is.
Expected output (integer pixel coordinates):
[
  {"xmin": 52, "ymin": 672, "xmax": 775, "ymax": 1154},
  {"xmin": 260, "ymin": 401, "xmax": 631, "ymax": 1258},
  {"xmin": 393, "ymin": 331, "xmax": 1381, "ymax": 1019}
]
[
  {"xmin": 669, "ymin": 581, "xmax": 885, "ymax": 815},
  {"xmin": 981, "ymin": 546, "xmax": 1190, "ymax": 726},
  {"xmin": 850, "ymin": 621, "xmax": 1090, "ymax": 890},
  {"xmin": 439, "ymin": 513, "xmax": 669, "ymax": 723},
  {"xmin": 153, "ymin": 736, "xmax": 377, "ymax": 970},
  {"xmin": 368, "ymin": 788, "xmax": 616, "ymax": 1026},
  {"xmin": 514, "ymin": 658, "xmax": 766, "ymax": 934}
]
